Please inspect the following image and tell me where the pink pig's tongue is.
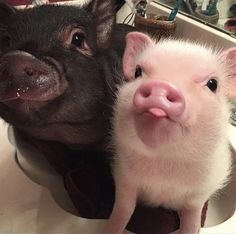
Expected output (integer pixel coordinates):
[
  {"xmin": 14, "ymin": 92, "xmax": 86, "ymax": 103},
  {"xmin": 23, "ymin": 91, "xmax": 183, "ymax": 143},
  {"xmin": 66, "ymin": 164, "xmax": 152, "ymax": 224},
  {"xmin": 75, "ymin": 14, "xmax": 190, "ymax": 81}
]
[{"xmin": 148, "ymin": 108, "xmax": 167, "ymax": 118}]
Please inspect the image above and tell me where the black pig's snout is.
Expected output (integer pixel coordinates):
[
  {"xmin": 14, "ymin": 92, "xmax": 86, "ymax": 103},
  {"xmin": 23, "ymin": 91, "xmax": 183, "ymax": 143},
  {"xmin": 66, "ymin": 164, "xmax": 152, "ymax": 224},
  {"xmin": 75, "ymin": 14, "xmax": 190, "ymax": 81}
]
[{"xmin": 0, "ymin": 51, "xmax": 68, "ymax": 102}]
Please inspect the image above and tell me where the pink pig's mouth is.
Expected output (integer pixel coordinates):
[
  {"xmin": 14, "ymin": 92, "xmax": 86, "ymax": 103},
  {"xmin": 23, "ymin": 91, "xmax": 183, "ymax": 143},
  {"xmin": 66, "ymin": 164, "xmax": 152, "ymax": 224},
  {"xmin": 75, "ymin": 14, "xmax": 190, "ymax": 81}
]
[
  {"xmin": 136, "ymin": 109, "xmax": 173, "ymax": 126},
  {"xmin": 133, "ymin": 107, "xmax": 185, "ymax": 148},
  {"xmin": 148, "ymin": 108, "xmax": 168, "ymax": 118}
]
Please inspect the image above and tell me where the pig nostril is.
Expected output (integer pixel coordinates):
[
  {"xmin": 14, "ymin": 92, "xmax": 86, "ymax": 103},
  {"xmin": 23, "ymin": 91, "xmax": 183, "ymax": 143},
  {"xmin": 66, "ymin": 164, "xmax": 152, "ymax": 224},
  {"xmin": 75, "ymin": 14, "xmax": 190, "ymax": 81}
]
[
  {"xmin": 167, "ymin": 93, "xmax": 181, "ymax": 103},
  {"xmin": 24, "ymin": 67, "xmax": 35, "ymax": 77},
  {"xmin": 143, "ymin": 91, "xmax": 151, "ymax": 98},
  {"xmin": 167, "ymin": 95, "xmax": 175, "ymax": 102},
  {"xmin": 140, "ymin": 89, "xmax": 151, "ymax": 98}
]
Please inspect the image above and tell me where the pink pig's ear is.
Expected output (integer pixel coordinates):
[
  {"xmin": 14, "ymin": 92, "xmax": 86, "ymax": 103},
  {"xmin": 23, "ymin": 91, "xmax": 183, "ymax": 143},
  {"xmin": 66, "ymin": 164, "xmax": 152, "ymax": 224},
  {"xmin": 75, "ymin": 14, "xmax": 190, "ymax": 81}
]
[
  {"xmin": 222, "ymin": 48, "xmax": 236, "ymax": 99},
  {"xmin": 123, "ymin": 32, "xmax": 154, "ymax": 80}
]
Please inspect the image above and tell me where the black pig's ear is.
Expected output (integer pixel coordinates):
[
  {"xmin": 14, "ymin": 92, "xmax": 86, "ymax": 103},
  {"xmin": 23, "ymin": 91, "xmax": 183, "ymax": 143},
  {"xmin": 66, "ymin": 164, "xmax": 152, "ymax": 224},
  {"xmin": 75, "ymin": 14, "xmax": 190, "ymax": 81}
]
[
  {"xmin": 86, "ymin": 0, "xmax": 115, "ymax": 49},
  {"xmin": 0, "ymin": 1, "xmax": 16, "ymax": 24}
]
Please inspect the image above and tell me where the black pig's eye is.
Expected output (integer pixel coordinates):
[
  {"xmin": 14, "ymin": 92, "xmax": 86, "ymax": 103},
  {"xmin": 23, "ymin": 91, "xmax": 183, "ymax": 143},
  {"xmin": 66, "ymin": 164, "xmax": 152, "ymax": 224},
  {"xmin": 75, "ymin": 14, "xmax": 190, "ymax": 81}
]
[
  {"xmin": 64, "ymin": 27, "xmax": 92, "ymax": 56},
  {"xmin": 71, "ymin": 33, "xmax": 85, "ymax": 48},
  {"xmin": 135, "ymin": 65, "xmax": 142, "ymax": 78},
  {"xmin": 206, "ymin": 79, "xmax": 218, "ymax": 93}
]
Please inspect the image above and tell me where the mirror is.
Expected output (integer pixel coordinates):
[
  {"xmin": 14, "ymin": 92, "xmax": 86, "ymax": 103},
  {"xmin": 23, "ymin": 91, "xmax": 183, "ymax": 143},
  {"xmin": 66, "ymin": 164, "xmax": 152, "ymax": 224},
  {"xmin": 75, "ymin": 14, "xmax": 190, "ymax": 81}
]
[{"xmin": 153, "ymin": 0, "xmax": 236, "ymax": 38}]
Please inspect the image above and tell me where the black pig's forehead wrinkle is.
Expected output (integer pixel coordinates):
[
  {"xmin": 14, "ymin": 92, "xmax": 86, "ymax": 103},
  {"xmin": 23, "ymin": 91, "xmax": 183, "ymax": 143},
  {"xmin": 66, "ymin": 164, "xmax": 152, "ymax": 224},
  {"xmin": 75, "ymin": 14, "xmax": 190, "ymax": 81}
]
[{"xmin": 8, "ymin": 5, "xmax": 91, "ymax": 42}]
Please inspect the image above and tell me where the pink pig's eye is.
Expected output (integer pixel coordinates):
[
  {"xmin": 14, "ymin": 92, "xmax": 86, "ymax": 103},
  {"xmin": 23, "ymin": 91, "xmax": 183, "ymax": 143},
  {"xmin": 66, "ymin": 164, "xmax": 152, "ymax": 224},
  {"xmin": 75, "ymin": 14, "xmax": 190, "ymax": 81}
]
[
  {"xmin": 206, "ymin": 79, "xmax": 218, "ymax": 93},
  {"xmin": 135, "ymin": 65, "xmax": 142, "ymax": 79}
]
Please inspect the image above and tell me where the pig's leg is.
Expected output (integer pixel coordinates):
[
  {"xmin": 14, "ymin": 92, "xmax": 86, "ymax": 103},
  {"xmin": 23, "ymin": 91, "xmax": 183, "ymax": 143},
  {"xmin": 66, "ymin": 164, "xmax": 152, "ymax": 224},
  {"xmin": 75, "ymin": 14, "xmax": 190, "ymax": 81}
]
[
  {"xmin": 179, "ymin": 206, "xmax": 202, "ymax": 234},
  {"xmin": 104, "ymin": 180, "xmax": 137, "ymax": 234}
]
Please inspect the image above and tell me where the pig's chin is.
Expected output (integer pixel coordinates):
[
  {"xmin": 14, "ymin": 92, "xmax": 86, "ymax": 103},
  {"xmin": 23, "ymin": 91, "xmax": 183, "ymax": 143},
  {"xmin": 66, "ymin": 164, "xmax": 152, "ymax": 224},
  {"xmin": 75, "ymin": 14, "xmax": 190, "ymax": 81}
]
[
  {"xmin": 2, "ymin": 99, "xmax": 49, "ymax": 113},
  {"xmin": 134, "ymin": 112, "xmax": 181, "ymax": 148}
]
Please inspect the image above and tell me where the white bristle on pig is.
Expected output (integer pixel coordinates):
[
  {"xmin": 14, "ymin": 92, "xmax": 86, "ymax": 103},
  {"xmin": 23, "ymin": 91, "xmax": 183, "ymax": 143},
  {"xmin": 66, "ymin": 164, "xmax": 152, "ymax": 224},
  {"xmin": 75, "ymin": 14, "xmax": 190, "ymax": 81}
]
[{"xmin": 104, "ymin": 32, "xmax": 236, "ymax": 234}]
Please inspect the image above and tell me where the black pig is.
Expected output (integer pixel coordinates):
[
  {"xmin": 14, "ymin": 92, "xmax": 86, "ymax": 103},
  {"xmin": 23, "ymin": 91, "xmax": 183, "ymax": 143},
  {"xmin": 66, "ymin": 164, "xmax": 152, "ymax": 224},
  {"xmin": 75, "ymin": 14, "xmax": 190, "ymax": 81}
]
[{"xmin": 0, "ymin": 0, "xmax": 132, "ymax": 149}]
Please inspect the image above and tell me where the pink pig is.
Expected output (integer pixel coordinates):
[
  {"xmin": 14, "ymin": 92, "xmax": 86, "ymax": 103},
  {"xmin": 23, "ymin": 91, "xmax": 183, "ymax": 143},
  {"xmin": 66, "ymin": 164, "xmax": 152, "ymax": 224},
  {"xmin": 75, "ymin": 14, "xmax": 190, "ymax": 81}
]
[{"xmin": 104, "ymin": 32, "xmax": 236, "ymax": 234}]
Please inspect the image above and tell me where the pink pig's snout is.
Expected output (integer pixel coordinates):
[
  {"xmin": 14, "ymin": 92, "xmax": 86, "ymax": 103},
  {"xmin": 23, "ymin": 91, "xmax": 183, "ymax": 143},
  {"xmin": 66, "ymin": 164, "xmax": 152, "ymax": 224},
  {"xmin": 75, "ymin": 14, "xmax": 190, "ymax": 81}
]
[{"xmin": 133, "ymin": 81, "xmax": 185, "ymax": 121}]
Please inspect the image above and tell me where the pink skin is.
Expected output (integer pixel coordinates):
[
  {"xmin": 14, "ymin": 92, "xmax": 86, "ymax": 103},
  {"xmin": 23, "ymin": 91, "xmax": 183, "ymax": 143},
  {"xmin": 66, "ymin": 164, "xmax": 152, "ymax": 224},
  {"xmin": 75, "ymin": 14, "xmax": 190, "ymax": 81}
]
[
  {"xmin": 104, "ymin": 32, "xmax": 236, "ymax": 234},
  {"xmin": 133, "ymin": 80, "xmax": 185, "ymax": 119},
  {"xmin": 133, "ymin": 80, "xmax": 186, "ymax": 147}
]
